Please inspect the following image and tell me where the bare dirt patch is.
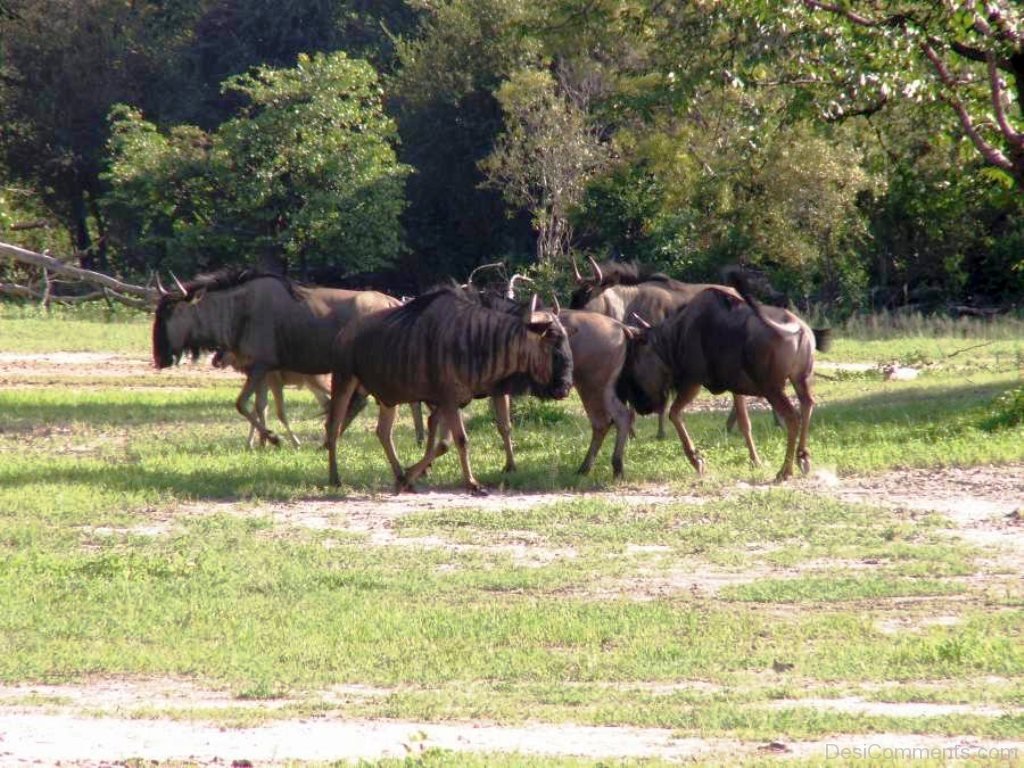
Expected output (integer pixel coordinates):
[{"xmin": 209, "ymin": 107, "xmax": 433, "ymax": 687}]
[
  {"xmin": 819, "ymin": 462, "xmax": 1024, "ymax": 577},
  {"xmin": 1, "ymin": 689, "xmax": 1021, "ymax": 766},
  {"xmin": 0, "ymin": 351, "xmax": 237, "ymax": 387}
]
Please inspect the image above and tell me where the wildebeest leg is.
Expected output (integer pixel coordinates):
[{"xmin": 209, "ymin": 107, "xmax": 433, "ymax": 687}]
[
  {"xmin": 792, "ymin": 375, "xmax": 815, "ymax": 475},
  {"xmin": 491, "ymin": 394, "xmax": 517, "ymax": 473},
  {"xmin": 576, "ymin": 409, "xmax": 610, "ymax": 477},
  {"xmin": 608, "ymin": 390, "xmax": 633, "ymax": 479},
  {"xmin": 269, "ymin": 377, "xmax": 302, "ymax": 448},
  {"xmin": 306, "ymin": 379, "xmax": 331, "ymax": 413},
  {"xmin": 327, "ymin": 375, "xmax": 361, "ymax": 487},
  {"xmin": 236, "ymin": 370, "xmax": 280, "ymax": 447},
  {"xmin": 667, "ymin": 384, "xmax": 705, "ymax": 475},
  {"xmin": 762, "ymin": 388, "xmax": 800, "ymax": 482},
  {"xmin": 731, "ymin": 394, "xmax": 762, "ymax": 468},
  {"xmin": 656, "ymin": 407, "xmax": 667, "ymax": 439},
  {"xmin": 410, "ymin": 402, "xmax": 426, "ymax": 446},
  {"xmin": 374, "ymin": 404, "xmax": 406, "ymax": 491},
  {"xmin": 245, "ymin": 381, "xmax": 265, "ymax": 450},
  {"xmin": 440, "ymin": 405, "xmax": 485, "ymax": 495},
  {"xmin": 403, "ymin": 408, "xmax": 450, "ymax": 488}
]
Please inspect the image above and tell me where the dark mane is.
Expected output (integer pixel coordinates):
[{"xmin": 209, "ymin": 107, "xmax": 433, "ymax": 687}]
[
  {"xmin": 183, "ymin": 267, "xmax": 297, "ymax": 298},
  {"xmin": 588, "ymin": 260, "xmax": 671, "ymax": 287}
]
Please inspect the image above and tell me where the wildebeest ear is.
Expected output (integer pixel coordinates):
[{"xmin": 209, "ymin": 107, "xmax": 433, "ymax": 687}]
[
  {"xmin": 622, "ymin": 324, "xmax": 649, "ymax": 343},
  {"xmin": 528, "ymin": 313, "xmax": 577, "ymax": 337}
]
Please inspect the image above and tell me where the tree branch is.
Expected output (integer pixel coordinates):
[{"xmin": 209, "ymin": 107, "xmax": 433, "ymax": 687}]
[
  {"xmin": 988, "ymin": 51, "xmax": 1024, "ymax": 147},
  {"xmin": 921, "ymin": 41, "xmax": 1017, "ymax": 173},
  {"xmin": 0, "ymin": 241, "xmax": 159, "ymax": 301}
]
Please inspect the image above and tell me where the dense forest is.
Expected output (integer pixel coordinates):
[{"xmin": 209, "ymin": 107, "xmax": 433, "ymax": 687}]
[{"xmin": 0, "ymin": 1, "xmax": 1021, "ymax": 317}]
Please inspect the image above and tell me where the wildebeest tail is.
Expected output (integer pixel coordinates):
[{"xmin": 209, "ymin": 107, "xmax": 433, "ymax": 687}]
[
  {"xmin": 724, "ymin": 267, "xmax": 801, "ymax": 337},
  {"xmin": 812, "ymin": 327, "xmax": 833, "ymax": 353}
]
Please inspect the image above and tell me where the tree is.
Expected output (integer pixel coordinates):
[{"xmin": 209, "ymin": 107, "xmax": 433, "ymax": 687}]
[
  {"xmin": 480, "ymin": 68, "xmax": 608, "ymax": 263},
  {"xmin": 102, "ymin": 52, "xmax": 410, "ymax": 278},
  {"xmin": 389, "ymin": 0, "xmax": 541, "ymax": 277},
  {"xmin": 759, "ymin": 1, "xmax": 1024, "ymax": 188},
  {"xmin": 0, "ymin": 0, "xmax": 160, "ymax": 267}
]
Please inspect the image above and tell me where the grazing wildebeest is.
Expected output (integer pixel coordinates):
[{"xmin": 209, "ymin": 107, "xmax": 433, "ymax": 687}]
[
  {"xmin": 617, "ymin": 273, "xmax": 818, "ymax": 481},
  {"xmin": 152, "ymin": 269, "xmax": 417, "ymax": 444},
  {"xmin": 211, "ymin": 349, "xmax": 330, "ymax": 449},
  {"xmin": 326, "ymin": 285, "xmax": 574, "ymax": 494}
]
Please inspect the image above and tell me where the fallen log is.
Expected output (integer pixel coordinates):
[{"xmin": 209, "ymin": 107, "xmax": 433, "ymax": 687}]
[{"xmin": 0, "ymin": 240, "xmax": 158, "ymax": 305}]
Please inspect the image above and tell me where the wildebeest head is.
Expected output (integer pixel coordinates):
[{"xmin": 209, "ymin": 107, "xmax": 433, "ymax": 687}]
[
  {"xmin": 616, "ymin": 321, "xmax": 671, "ymax": 416},
  {"xmin": 568, "ymin": 254, "xmax": 608, "ymax": 309},
  {"xmin": 568, "ymin": 255, "xmax": 665, "ymax": 309},
  {"xmin": 152, "ymin": 268, "xmax": 284, "ymax": 369},
  {"xmin": 152, "ymin": 292, "xmax": 201, "ymax": 368},
  {"xmin": 523, "ymin": 305, "xmax": 575, "ymax": 400}
]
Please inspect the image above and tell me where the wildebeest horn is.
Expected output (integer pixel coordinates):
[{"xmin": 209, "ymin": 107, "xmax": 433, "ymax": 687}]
[
  {"xmin": 506, "ymin": 273, "xmax": 533, "ymax": 299},
  {"xmin": 571, "ymin": 254, "xmax": 583, "ymax": 282},
  {"xmin": 170, "ymin": 271, "xmax": 188, "ymax": 296},
  {"xmin": 630, "ymin": 312, "xmax": 652, "ymax": 329},
  {"xmin": 155, "ymin": 275, "xmax": 169, "ymax": 296},
  {"xmin": 551, "ymin": 294, "xmax": 560, "ymax": 315},
  {"xmin": 466, "ymin": 261, "xmax": 504, "ymax": 287},
  {"xmin": 586, "ymin": 254, "xmax": 603, "ymax": 283},
  {"xmin": 529, "ymin": 293, "xmax": 538, "ymax": 315}
]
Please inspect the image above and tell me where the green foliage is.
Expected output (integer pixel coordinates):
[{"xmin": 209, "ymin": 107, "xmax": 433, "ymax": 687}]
[
  {"xmin": 481, "ymin": 68, "xmax": 607, "ymax": 263},
  {"xmin": 101, "ymin": 51, "xmax": 410, "ymax": 278},
  {"xmin": 981, "ymin": 386, "xmax": 1024, "ymax": 432}
]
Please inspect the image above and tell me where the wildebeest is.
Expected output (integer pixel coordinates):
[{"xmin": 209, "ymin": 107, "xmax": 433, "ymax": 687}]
[
  {"xmin": 618, "ymin": 273, "xmax": 818, "ymax": 481},
  {"xmin": 420, "ymin": 299, "xmax": 638, "ymax": 479},
  {"xmin": 326, "ymin": 285, "xmax": 574, "ymax": 494},
  {"xmin": 211, "ymin": 349, "xmax": 330, "ymax": 449},
  {"xmin": 560, "ymin": 310, "xmax": 637, "ymax": 477},
  {"xmin": 152, "ymin": 269, "xmax": 407, "ymax": 444},
  {"xmin": 569, "ymin": 256, "xmax": 758, "ymax": 456}
]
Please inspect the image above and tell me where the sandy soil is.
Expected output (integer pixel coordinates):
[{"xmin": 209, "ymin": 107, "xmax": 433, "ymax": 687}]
[{"xmin": 1, "ymin": 352, "xmax": 1022, "ymax": 765}]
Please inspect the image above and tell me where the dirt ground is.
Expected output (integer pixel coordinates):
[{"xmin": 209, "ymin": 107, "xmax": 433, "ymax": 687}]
[{"xmin": 1, "ymin": 353, "xmax": 1022, "ymax": 766}]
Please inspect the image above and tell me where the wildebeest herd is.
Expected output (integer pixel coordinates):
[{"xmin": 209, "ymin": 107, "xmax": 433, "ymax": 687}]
[{"xmin": 152, "ymin": 259, "xmax": 828, "ymax": 494}]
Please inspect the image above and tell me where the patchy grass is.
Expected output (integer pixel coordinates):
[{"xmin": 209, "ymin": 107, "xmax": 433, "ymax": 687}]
[{"xmin": 0, "ymin": 313, "xmax": 1022, "ymax": 759}]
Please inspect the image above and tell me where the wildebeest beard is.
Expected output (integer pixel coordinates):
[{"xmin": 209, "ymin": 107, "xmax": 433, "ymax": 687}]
[
  {"xmin": 489, "ymin": 328, "xmax": 573, "ymax": 400},
  {"xmin": 152, "ymin": 296, "xmax": 183, "ymax": 368},
  {"xmin": 152, "ymin": 295, "xmax": 214, "ymax": 368}
]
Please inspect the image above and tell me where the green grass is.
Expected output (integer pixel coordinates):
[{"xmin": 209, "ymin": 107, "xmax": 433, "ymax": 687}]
[
  {"xmin": 0, "ymin": 303, "xmax": 151, "ymax": 353},
  {"xmin": 0, "ymin": 312, "xmax": 1022, "ymax": 760}
]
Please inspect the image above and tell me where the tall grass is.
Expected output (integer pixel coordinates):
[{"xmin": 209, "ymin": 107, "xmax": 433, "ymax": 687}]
[{"xmin": 838, "ymin": 309, "xmax": 1024, "ymax": 341}]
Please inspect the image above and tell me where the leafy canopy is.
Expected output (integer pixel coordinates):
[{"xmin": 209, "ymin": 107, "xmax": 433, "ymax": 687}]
[{"xmin": 102, "ymin": 51, "xmax": 410, "ymax": 278}]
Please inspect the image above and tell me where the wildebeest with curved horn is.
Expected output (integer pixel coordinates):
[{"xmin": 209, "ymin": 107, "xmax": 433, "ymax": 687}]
[
  {"xmin": 152, "ymin": 269, "xmax": 415, "ymax": 445},
  {"xmin": 326, "ymin": 284, "xmax": 574, "ymax": 494},
  {"xmin": 569, "ymin": 255, "xmax": 760, "ymax": 460},
  {"xmin": 426, "ymin": 275, "xmax": 637, "ymax": 479},
  {"xmin": 618, "ymin": 271, "xmax": 818, "ymax": 481}
]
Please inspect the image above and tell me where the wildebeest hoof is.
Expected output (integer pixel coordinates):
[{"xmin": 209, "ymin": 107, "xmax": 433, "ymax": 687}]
[
  {"xmin": 265, "ymin": 432, "xmax": 281, "ymax": 447},
  {"xmin": 774, "ymin": 468, "xmax": 794, "ymax": 483},
  {"xmin": 468, "ymin": 484, "xmax": 489, "ymax": 497},
  {"xmin": 694, "ymin": 456, "xmax": 706, "ymax": 476},
  {"xmin": 798, "ymin": 451, "xmax": 811, "ymax": 475}
]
